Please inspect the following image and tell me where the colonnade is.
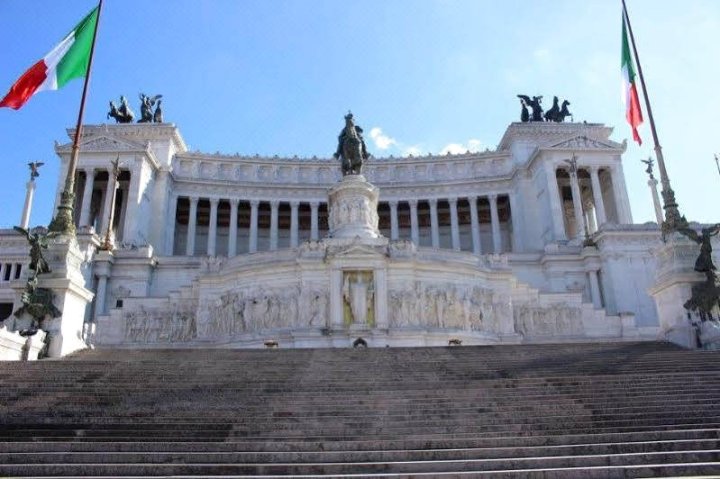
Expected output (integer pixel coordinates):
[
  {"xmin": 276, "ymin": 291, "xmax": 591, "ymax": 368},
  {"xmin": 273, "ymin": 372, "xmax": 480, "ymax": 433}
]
[
  {"xmin": 169, "ymin": 193, "xmax": 516, "ymax": 257},
  {"xmin": 72, "ymin": 167, "xmax": 130, "ymax": 237},
  {"xmin": 548, "ymin": 164, "xmax": 630, "ymax": 241}
]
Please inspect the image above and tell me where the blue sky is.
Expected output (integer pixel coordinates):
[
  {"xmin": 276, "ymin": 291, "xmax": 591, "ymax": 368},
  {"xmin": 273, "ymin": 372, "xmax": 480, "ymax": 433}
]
[{"xmin": 1, "ymin": 0, "xmax": 719, "ymax": 228}]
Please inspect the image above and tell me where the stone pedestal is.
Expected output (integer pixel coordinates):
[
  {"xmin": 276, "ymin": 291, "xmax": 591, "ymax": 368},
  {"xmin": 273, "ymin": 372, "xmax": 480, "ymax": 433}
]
[
  {"xmin": 39, "ymin": 235, "xmax": 95, "ymax": 357},
  {"xmin": 648, "ymin": 234, "xmax": 702, "ymax": 348},
  {"xmin": 0, "ymin": 327, "xmax": 46, "ymax": 360},
  {"xmin": 328, "ymin": 175, "xmax": 381, "ymax": 239}
]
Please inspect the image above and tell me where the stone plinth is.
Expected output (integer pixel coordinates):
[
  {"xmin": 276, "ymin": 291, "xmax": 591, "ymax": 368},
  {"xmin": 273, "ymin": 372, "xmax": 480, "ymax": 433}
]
[
  {"xmin": 39, "ymin": 235, "xmax": 95, "ymax": 358},
  {"xmin": 327, "ymin": 175, "xmax": 381, "ymax": 239},
  {"xmin": 648, "ymin": 234, "xmax": 703, "ymax": 347}
]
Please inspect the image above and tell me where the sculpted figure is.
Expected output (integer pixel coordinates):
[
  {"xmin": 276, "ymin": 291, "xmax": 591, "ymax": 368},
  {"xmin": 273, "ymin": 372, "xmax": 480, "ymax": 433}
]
[
  {"xmin": 28, "ymin": 161, "xmax": 44, "ymax": 180},
  {"xmin": 153, "ymin": 99, "xmax": 163, "ymax": 123},
  {"xmin": 138, "ymin": 93, "xmax": 162, "ymax": 123},
  {"xmin": 14, "ymin": 226, "xmax": 51, "ymax": 280},
  {"xmin": 544, "ymin": 96, "xmax": 560, "ymax": 122},
  {"xmin": 107, "ymin": 96, "xmax": 134, "ymax": 123},
  {"xmin": 334, "ymin": 112, "xmax": 369, "ymax": 176},
  {"xmin": 679, "ymin": 224, "xmax": 720, "ymax": 273},
  {"xmin": 517, "ymin": 95, "xmax": 543, "ymax": 121},
  {"xmin": 557, "ymin": 100, "xmax": 572, "ymax": 122}
]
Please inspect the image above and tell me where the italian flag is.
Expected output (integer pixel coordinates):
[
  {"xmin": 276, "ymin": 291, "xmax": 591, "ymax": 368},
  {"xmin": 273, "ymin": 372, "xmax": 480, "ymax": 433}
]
[
  {"xmin": 0, "ymin": 5, "xmax": 99, "ymax": 110},
  {"xmin": 621, "ymin": 13, "xmax": 643, "ymax": 145}
]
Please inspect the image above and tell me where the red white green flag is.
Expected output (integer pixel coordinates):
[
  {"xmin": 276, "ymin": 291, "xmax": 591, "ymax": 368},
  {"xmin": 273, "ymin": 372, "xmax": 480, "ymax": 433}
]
[
  {"xmin": 0, "ymin": 6, "xmax": 99, "ymax": 110},
  {"xmin": 621, "ymin": 13, "xmax": 643, "ymax": 145}
]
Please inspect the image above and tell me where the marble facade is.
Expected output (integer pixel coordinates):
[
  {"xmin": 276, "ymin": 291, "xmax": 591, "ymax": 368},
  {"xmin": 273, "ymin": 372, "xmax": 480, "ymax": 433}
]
[{"xmin": 0, "ymin": 121, "xmax": 715, "ymax": 354}]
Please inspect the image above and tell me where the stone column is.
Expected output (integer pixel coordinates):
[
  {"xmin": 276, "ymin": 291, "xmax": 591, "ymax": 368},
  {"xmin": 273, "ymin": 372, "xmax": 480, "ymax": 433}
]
[
  {"xmin": 648, "ymin": 177, "xmax": 664, "ymax": 225},
  {"xmin": 20, "ymin": 180, "xmax": 36, "ymax": 229},
  {"xmin": 508, "ymin": 192, "xmax": 522, "ymax": 253},
  {"xmin": 429, "ymin": 199, "xmax": 440, "ymax": 248},
  {"xmin": 568, "ymin": 170, "xmax": 585, "ymax": 240},
  {"xmin": 95, "ymin": 276, "xmax": 108, "ymax": 318},
  {"xmin": 468, "ymin": 196, "xmax": 481, "ymax": 255},
  {"xmin": 545, "ymin": 163, "xmax": 567, "ymax": 240},
  {"xmin": 290, "ymin": 201, "xmax": 299, "ymax": 247},
  {"xmin": 165, "ymin": 194, "xmax": 177, "ymax": 255},
  {"xmin": 122, "ymin": 163, "xmax": 142, "ymax": 243},
  {"xmin": 0, "ymin": 263, "xmax": 5, "ymax": 281},
  {"xmin": 611, "ymin": 163, "xmax": 633, "ymax": 224},
  {"xmin": 207, "ymin": 198, "xmax": 219, "ymax": 256},
  {"xmin": 588, "ymin": 270, "xmax": 602, "ymax": 309},
  {"xmin": 78, "ymin": 169, "xmax": 94, "ymax": 227},
  {"xmin": 330, "ymin": 268, "xmax": 344, "ymax": 327},
  {"xmin": 589, "ymin": 166, "xmax": 607, "ymax": 226},
  {"xmin": 310, "ymin": 202, "xmax": 319, "ymax": 241},
  {"xmin": 449, "ymin": 197, "xmax": 460, "ymax": 251},
  {"xmin": 249, "ymin": 200, "xmax": 259, "ymax": 253},
  {"xmin": 100, "ymin": 168, "xmax": 116, "ymax": 235},
  {"xmin": 269, "ymin": 200, "xmax": 279, "ymax": 251},
  {"xmin": 489, "ymin": 194, "xmax": 502, "ymax": 253},
  {"xmin": 186, "ymin": 196, "xmax": 198, "ymax": 256},
  {"xmin": 374, "ymin": 268, "xmax": 388, "ymax": 328},
  {"xmin": 389, "ymin": 201, "xmax": 399, "ymax": 240},
  {"xmin": 586, "ymin": 200, "xmax": 598, "ymax": 233},
  {"xmin": 93, "ymin": 251, "xmax": 113, "ymax": 320},
  {"xmin": 228, "ymin": 199, "xmax": 239, "ymax": 257},
  {"xmin": 409, "ymin": 200, "xmax": 419, "ymax": 245}
]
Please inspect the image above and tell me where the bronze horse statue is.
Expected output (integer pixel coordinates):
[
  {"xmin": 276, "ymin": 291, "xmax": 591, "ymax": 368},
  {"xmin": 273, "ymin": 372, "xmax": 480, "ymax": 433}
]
[
  {"xmin": 107, "ymin": 96, "xmax": 134, "ymax": 123},
  {"xmin": 334, "ymin": 112, "xmax": 369, "ymax": 176}
]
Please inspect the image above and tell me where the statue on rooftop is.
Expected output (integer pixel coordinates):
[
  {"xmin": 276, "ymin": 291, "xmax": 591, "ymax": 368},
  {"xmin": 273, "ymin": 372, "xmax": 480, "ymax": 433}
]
[
  {"xmin": 334, "ymin": 112, "xmax": 369, "ymax": 176},
  {"xmin": 107, "ymin": 95, "xmax": 134, "ymax": 123},
  {"xmin": 153, "ymin": 99, "xmax": 163, "ymax": 123},
  {"xmin": 138, "ymin": 93, "xmax": 162, "ymax": 123},
  {"xmin": 517, "ymin": 95, "xmax": 543, "ymax": 122}
]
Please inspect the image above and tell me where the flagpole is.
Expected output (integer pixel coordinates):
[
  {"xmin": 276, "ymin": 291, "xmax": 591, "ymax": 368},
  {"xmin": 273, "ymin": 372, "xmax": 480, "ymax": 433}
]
[
  {"xmin": 621, "ymin": 0, "xmax": 686, "ymax": 235},
  {"xmin": 49, "ymin": 0, "xmax": 104, "ymax": 236}
]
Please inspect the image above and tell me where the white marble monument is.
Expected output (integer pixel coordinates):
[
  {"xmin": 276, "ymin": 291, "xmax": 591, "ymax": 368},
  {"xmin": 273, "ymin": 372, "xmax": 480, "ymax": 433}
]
[{"xmin": 0, "ymin": 120, "xmax": 717, "ymax": 355}]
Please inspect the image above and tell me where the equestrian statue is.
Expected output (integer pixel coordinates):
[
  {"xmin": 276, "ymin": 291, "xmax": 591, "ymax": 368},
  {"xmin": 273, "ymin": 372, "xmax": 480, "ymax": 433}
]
[{"xmin": 334, "ymin": 112, "xmax": 370, "ymax": 176}]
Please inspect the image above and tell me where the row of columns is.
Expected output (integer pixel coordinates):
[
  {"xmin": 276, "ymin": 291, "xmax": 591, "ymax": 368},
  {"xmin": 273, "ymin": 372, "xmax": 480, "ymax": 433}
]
[
  {"xmin": 76, "ymin": 167, "xmax": 123, "ymax": 233},
  {"xmin": 388, "ymin": 195, "xmax": 505, "ymax": 254},
  {"xmin": 548, "ymin": 164, "xmax": 626, "ymax": 241},
  {"xmin": 172, "ymin": 194, "xmax": 511, "ymax": 257},
  {"xmin": 177, "ymin": 197, "xmax": 323, "ymax": 257}
]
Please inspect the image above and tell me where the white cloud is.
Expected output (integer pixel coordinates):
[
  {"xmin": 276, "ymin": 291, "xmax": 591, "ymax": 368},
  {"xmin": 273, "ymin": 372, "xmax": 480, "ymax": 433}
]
[
  {"xmin": 369, "ymin": 127, "xmax": 397, "ymax": 150},
  {"xmin": 440, "ymin": 139, "xmax": 483, "ymax": 155}
]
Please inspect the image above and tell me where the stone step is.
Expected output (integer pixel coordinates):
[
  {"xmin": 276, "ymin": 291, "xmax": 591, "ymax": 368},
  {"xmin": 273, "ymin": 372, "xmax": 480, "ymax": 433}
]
[
  {"xmin": 3, "ymin": 438, "xmax": 719, "ymax": 464},
  {"xmin": 0, "ymin": 450, "xmax": 718, "ymax": 476},
  {"xmin": 3, "ymin": 420, "xmax": 719, "ymax": 443},
  {"xmin": 6, "ymin": 463, "xmax": 720, "ymax": 478},
  {"xmin": 2, "ymin": 428, "xmax": 718, "ymax": 453}
]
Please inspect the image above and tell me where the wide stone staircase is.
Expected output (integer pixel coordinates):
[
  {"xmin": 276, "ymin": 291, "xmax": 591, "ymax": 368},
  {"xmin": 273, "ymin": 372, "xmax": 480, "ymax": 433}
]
[{"xmin": 0, "ymin": 342, "xmax": 719, "ymax": 477}]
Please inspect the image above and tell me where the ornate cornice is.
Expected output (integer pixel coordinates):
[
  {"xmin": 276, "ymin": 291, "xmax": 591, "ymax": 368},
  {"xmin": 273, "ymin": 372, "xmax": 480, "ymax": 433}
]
[
  {"xmin": 497, "ymin": 122, "xmax": 614, "ymax": 151},
  {"xmin": 67, "ymin": 123, "xmax": 188, "ymax": 152}
]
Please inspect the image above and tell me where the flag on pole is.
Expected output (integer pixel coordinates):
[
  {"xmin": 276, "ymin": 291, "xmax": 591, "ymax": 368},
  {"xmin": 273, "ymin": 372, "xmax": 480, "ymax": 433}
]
[
  {"xmin": 0, "ymin": 6, "xmax": 99, "ymax": 110},
  {"xmin": 621, "ymin": 13, "xmax": 643, "ymax": 145}
]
